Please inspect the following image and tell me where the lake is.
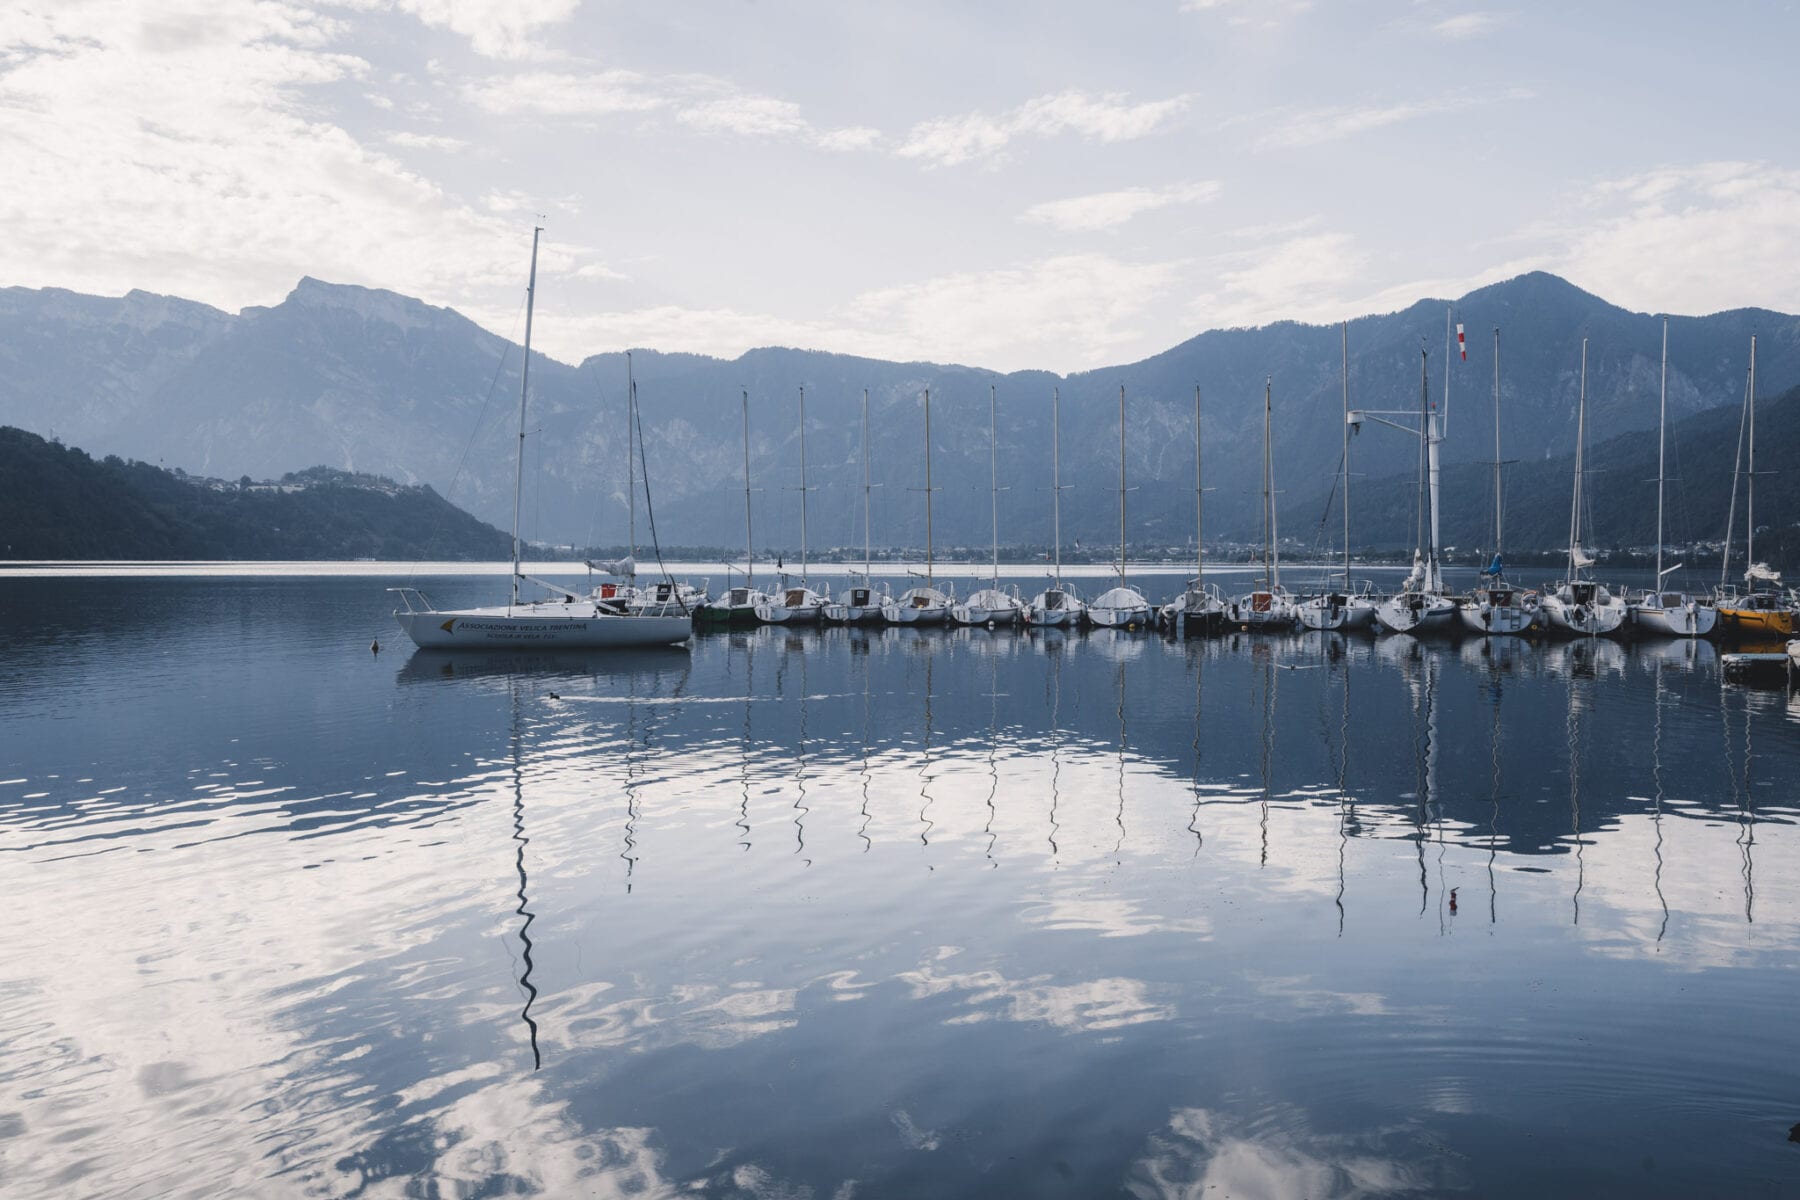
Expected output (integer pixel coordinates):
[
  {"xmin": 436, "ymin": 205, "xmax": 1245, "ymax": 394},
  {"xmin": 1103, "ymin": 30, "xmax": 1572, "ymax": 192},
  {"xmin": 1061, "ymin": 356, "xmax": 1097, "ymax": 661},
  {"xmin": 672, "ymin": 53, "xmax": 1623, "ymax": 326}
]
[{"xmin": 2, "ymin": 569, "xmax": 1797, "ymax": 1197}]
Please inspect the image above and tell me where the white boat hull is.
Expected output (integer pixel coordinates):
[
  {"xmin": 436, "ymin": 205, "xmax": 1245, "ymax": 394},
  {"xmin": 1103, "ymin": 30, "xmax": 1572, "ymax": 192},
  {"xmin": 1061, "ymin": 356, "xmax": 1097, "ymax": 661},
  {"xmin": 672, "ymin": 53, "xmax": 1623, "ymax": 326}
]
[
  {"xmin": 1088, "ymin": 606, "xmax": 1150, "ymax": 628},
  {"xmin": 1373, "ymin": 593, "xmax": 1457, "ymax": 635},
  {"xmin": 1457, "ymin": 597, "xmax": 1537, "ymax": 636},
  {"xmin": 950, "ymin": 605, "xmax": 1021, "ymax": 626},
  {"xmin": 755, "ymin": 603, "xmax": 823, "ymax": 623},
  {"xmin": 882, "ymin": 603, "xmax": 948, "ymax": 625},
  {"xmin": 1631, "ymin": 600, "xmax": 1718, "ymax": 638},
  {"xmin": 1297, "ymin": 594, "xmax": 1375, "ymax": 632},
  {"xmin": 824, "ymin": 603, "xmax": 885, "ymax": 624},
  {"xmin": 1541, "ymin": 596, "xmax": 1628, "ymax": 636},
  {"xmin": 397, "ymin": 604, "xmax": 691, "ymax": 648}
]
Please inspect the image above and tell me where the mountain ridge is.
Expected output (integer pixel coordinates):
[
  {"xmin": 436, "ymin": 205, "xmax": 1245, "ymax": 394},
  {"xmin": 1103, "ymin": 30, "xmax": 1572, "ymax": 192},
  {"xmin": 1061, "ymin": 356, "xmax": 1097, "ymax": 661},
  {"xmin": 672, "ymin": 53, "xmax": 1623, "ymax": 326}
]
[{"xmin": 2, "ymin": 271, "xmax": 1796, "ymax": 554}]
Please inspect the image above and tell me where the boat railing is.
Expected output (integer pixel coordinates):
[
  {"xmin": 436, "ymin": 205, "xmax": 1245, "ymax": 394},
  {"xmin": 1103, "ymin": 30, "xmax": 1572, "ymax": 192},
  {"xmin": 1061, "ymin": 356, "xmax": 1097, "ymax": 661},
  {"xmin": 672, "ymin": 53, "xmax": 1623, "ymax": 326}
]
[{"xmin": 387, "ymin": 586, "xmax": 434, "ymax": 613}]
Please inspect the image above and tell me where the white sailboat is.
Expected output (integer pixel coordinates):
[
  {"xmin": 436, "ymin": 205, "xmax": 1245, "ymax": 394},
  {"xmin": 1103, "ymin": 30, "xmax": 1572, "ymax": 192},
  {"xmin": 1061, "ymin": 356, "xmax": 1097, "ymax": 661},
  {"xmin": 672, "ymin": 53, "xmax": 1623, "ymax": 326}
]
[
  {"xmin": 755, "ymin": 385, "xmax": 827, "ymax": 623},
  {"xmin": 1459, "ymin": 327, "xmax": 1539, "ymax": 635},
  {"xmin": 1024, "ymin": 386, "xmax": 1087, "ymax": 628},
  {"xmin": 1161, "ymin": 383, "xmax": 1228, "ymax": 634},
  {"xmin": 392, "ymin": 228, "xmax": 691, "ymax": 649},
  {"xmin": 952, "ymin": 384, "xmax": 1025, "ymax": 626},
  {"xmin": 1230, "ymin": 377, "xmax": 1297, "ymax": 630},
  {"xmin": 1541, "ymin": 339, "xmax": 1628, "ymax": 636},
  {"xmin": 825, "ymin": 388, "xmax": 892, "ymax": 623},
  {"xmin": 881, "ymin": 387, "xmax": 953, "ymax": 624},
  {"xmin": 611, "ymin": 354, "xmax": 709, "ymax": 616},
  {"xmin": 696, "ymin": 388, "xmax": 774, "ymax": 625},
  {"xmin": 1089, "ymin": 385, "xmax": 1152, "ymax": 629},
  {"xmin": 1300, "ymin": 323, "xmax": 1376, "ymax": 631},
  {"xmin": 1366, "ymin": 347, "xmax": 1457, "ymax": 634},
  {"xmin": 1630, "ymin": 318, "xmax": 1716, "ymax": 637}
]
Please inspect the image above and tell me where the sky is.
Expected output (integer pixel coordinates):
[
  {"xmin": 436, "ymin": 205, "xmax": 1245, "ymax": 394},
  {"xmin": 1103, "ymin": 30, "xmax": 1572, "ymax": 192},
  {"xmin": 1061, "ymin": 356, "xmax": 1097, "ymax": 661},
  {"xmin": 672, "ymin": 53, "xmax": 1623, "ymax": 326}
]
[{"xmin": 3, "ymin": 0, "xmax": 1798, "ymax": 373}]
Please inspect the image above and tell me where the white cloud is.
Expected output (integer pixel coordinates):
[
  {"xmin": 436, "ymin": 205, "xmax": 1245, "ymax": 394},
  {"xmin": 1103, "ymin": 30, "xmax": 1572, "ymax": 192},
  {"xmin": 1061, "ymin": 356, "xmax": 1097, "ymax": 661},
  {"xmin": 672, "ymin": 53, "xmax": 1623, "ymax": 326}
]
[
  {"xmin": 1258, "ymin": 97, "xmax": 1467, "ymax": 149},
  {"xmin": 460, "ymin": 68, "xmax": 666, "ymax": 116},
  {"xmin": 1021, "ymin": 181, "xmax": 1221, "ymax": 233},
  {"xmin": 384, "ymin": 129, "xmax": 467, "ymax": 150},
  {"xmin": 0, "ymin": 0, "xmax": 526, "ymax": 319},
  {"xmin": 530, "ymin": 253, "xmax": 1185, "ymax": 372},
  {"xmin": 1554, "ymin": 161, "xmax": 1800, "ymax": 318},
  {"xmin": 898, "ymin": 90, "xmax": 1189, "ymax": 167},
  {"xmin": 462, "ymin": 69, "xmax": 877, "ymax": 151},
  {"xmin": 676, "ymin": 94, "xmax": 879, "ymax": 152},
  {"xmin": 1432, "ymin": 11, "xmax": 1505, "ymax": 39},
  {"xmin": 392, "ymin": 0, "xmax": 580, "ymax": 60}
]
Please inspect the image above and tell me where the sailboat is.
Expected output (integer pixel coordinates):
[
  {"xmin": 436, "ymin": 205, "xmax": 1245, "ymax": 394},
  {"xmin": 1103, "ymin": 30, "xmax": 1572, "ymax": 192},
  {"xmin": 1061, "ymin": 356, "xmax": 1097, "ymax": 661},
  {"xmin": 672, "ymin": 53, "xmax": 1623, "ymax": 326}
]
[
  {"xmin": 1024, "ymin": 387, "xmax": 1086, "ymax": 628},
  {"xmin": 1369, "ymin": 349, "xmax": 1457, "ymax": 634},
  {"xmin": 610, "ymin": 354, "xmax": 708, "ymax": 616},
  {"xmin": 755, "ymin": 386, "xmax": 827, "ymax": 623},
  {"xmin": 1230, "ymin": 377, "xmax": 1297, "ymax": 630},
  {"xmin": 1161, "ymin": 384, "xmax": 1227, "ymax": 634},
  {"xmin": 1089, "ymin": 385, "xmax": 1152, "ymax": 629},
  {"xmin": 391, "ymin": 229, "xmax": 692, "ymax": 649},
  {"xmin": 1630, "ymin": 318, "xmax": 1716, "ymax": 637},
  {"xmin": 1300, "ymin": 323, "xmax": 1375, "ymax": 631},
  {"xmin": 881, "ymin": 387, "xmax": 953, "ymax": 624},
  {"xmin": 952, "ymin": 385, "xmax": 1025, "ymax": 625},
  {"xmin": 1540, "ymin": 339, "xmax": 1628, "ymax": 636},
  {"xmin": 1714, "ymin": 336, "xmax": 1793, "ymax": 637},
  {"xmin": 825, "ymin": 388, "xmax": 892, "ymax": 623},
  {"xmin": 695, "ymin": 389, "xmax": 774, "ymax": 624},
  {"xmin": 1458, "ymin": 327, "xmax": 1539, "ymax": 635}
]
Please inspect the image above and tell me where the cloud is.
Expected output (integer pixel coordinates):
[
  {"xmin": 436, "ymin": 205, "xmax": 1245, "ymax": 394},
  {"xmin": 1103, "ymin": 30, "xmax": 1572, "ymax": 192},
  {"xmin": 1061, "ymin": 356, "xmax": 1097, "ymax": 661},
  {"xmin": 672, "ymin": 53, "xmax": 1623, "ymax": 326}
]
[
  {"xmin": 898, "ymin": 90, "xmax": 1189, "ymax": 167},
  {"xmin": 676, "ymin": 94, "xmax": 879, "ymax": 151},
  {"xmin": 1021, "ymin": 181, "xmax": 1221, "ymax": 233},
  {"xmin": 1259, "ymin": 97, "xmax": 1465, "ymax": 149},
  {"xmin": 1432, "ymin": 11, "xmax": 1505, "ymax": 39},
  {"xmin": 462, "ymin": 68, "xmax": 877, "ymax": 150},
  {"xmin": 1179, "ymin": 0, "xmax": 1315, "ymax": 30},
  {"xmin": 392, "ymin": 0, "xmax": 581, "ymax": 60},
  {"xmin": 1554, "ymin": 161, "xmax": 1800, "ymax": 319},
  {"xmin": 0, "ymin": 0, "xmax": 527, "ymax": 319},
  {"xmin": 531, "ymin": 252, "xmax": 1184, "ymax": 372},
  {"xmin": 384, "ymin": 129, "xmax": 468, "ymax": 150},
  {"xmin": 459, "ymin": 68, "xmax": 667, "ymax": 116}
]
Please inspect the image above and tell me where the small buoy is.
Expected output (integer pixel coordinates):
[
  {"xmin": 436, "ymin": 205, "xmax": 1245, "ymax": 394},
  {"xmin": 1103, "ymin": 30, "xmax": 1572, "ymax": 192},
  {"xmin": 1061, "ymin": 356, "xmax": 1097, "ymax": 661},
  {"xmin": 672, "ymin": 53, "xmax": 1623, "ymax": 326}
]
[
  {"xmin": 370, "ymin": 640, "xmax": 380, "ymax": 655},
  {"xmin": 1449, "ymin": 888, "xmax": 1459, "ymax": 915}
]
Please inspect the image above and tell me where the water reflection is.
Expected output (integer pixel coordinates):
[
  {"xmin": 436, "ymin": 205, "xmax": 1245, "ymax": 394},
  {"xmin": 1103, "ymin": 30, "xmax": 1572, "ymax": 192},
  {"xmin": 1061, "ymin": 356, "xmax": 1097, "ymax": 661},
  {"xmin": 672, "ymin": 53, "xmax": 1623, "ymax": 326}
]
[{"xmin": 3, "ymin": 575, "xmax": 1800, "ymax": 1198}]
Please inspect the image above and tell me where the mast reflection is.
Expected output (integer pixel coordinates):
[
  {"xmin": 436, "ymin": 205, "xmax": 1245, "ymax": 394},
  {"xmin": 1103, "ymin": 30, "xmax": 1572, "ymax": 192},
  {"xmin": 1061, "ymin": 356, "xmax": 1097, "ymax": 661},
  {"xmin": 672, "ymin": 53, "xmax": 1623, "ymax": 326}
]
[{"xmin": 508, "ymin": 681, "xmax": 541, "ymax": 1070}]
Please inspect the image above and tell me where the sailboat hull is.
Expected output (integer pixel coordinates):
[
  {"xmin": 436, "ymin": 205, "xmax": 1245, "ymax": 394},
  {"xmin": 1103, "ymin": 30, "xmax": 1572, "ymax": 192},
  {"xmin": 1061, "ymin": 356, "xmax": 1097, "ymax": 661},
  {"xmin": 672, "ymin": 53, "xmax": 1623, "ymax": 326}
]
[
  {"xmin": 1631, "ymin": 600, "xmax": 1718, "ymax": 638},
  {"xmin": 1715, "ymin": 603, "xmax": 1793, "ymax": 638},
  {"xmin": 1373, "ymin": 593, "xmax": 1457, "ymax": 635},
  {"xmin": 1297, "ymin": 594, "xmax": 1375, "ymax": 632},
  {"xmin": 1457, "ymin": 591, "xmax": 1538, "ymax": 636},
  {"xmin": 1541, "ymin": 596, "xmax": 1628, "ymax": 636},
  {"xmin": 396, "ymin": 604, "xmax": 691, "ymax": 648}
]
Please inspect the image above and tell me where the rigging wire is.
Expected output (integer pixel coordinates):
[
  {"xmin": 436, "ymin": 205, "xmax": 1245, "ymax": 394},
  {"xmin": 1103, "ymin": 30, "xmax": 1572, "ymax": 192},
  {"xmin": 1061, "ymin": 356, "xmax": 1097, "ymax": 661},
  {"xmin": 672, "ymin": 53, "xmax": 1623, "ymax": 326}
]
[
  {"xmin": 406, "ymin": 294, "xmax": 526, "ymax": 587},
  {"xmin": 635, "ymin": 387, "xmax": 688, "ymax": 614}
]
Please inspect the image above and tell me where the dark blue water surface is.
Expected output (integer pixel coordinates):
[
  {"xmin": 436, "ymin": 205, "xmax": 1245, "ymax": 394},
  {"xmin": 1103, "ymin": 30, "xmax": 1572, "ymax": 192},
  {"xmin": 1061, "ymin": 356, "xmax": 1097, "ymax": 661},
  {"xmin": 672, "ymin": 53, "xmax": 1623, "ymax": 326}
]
[{"xmin": 3, "ymin": 571, "xmax": 1799, "ymax": 1198}]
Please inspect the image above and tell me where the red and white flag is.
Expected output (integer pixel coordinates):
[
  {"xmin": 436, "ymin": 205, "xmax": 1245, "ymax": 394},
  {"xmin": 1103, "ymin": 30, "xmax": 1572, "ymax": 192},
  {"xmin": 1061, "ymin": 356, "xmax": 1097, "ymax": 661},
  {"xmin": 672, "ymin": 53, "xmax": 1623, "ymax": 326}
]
[{"xmin": 1456, "ymin": 323, "xmax": 1467, "ymax": 361}]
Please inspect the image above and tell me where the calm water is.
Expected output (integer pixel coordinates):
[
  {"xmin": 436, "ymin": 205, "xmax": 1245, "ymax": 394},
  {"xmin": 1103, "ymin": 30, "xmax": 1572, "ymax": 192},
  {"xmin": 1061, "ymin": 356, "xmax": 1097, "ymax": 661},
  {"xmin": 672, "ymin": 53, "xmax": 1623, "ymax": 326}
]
[{"xmin": 3, "ymin": 571, "xmax": 1799, "ymax": 1198}]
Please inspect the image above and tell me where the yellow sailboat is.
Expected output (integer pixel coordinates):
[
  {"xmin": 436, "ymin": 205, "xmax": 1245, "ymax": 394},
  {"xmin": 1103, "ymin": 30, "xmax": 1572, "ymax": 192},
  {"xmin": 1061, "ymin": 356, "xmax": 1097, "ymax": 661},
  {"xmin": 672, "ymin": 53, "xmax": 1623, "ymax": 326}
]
[{"xmin": 1714, "ymin": 335, "xmax": 1795, "ymax": 639}]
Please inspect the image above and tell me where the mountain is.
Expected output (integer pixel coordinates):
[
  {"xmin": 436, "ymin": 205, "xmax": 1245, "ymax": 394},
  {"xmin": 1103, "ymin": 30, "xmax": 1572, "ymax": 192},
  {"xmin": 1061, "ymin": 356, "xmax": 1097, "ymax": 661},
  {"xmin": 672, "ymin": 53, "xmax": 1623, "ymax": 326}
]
[
  {"xmin": 2, "ymin": 272, "xmax": 1796, "ymax": 554},
  {"xmin": 1293, "ymin": 381, "xmax": 1800, "ymax": 572},
  {"xmin": 0, "ymin": 427, "xmax": 513, "ymax": 560}
]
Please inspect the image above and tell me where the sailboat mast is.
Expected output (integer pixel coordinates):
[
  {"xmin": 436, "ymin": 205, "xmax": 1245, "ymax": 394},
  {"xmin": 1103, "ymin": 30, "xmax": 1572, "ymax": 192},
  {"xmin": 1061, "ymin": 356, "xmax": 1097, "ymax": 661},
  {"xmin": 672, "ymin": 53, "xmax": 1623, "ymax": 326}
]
[
  {"xmin": 626, "ymin": 351, "xmax": 637, "ymax": 568},
  {"xmin": 510, "ymin": 225, "xmax": 541, "ymax": 607},
  {"xmin": 1341, "ymin": 322, "xmax": 1350, "ymax": 585},
  {"xmin": 741, "ymin": 388, "xmax": 754, "ymax": 588},
  {"xmin": 924, "ymin": 387, "xmax": 934, "ymax": 587},
  {"xmin": 1748, "ymin": 335, "xmax": 1757, "ymax": 576},
  {"xmin": 861, "ymin": 388, "xmax": 872, "ymax": 579},
  {"xmin": 1118, "ymin": 384, "xmax": 1127, "ymax": 587},
  {"xmin": 798, "ymin": 386, "xmax": 809, "ymax": 584},
  {"xmin": 1426, "ymin": 353, "xmax": 1442, "ymax": 591},
  {"xmin": 1194, "ymin": 384, "xmax": 1204, "ymax": 587},
  {"xmin": 1269, "ymin": 378, "xmax": 1282, "ymax": 590},
  {"xmin": 1568, "ymin": 340, "xmax": 1587, "ymax": 579},
  {"xmin": 1052, "ymin": 387, "xmax": 1063, "ymax": 586},
  {"xmin": 1493, "ymin": 328, "xmax": 1503, "ymax": 556},
  {"xmin": 1262, "ymin": 377, "xmax": 1273, "ymax": 589},
  {"xmin": 990, "ymin": 384, "xmax": 1000, "ymax": 589},
  {"xmin": 1655, "ymin": 318, "xmax": 1667, "ymax": 583},
  {"xmin": 1443, "ymin": 307, "xmax": 1452, "ymax": 434}
]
